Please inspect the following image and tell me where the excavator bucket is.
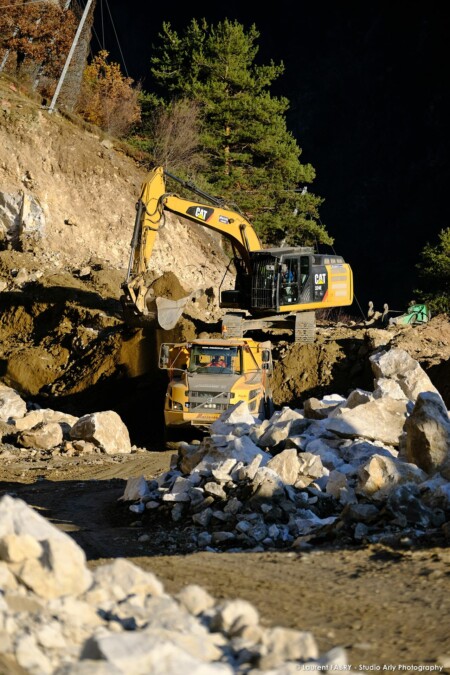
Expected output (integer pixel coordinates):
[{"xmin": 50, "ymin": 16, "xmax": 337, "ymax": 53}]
[
  {"xmin": 155, "ymin": 296, "xmax": 190, "ymax": 330},
  {"xmin": 120, "ymin": 281, "xmax": 191, "ymax": 331}
]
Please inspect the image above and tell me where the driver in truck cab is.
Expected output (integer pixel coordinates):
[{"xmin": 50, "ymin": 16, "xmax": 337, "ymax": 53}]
[{"xmin": 207, "ymin": 355, "xmax": 227, "ymax": 368}]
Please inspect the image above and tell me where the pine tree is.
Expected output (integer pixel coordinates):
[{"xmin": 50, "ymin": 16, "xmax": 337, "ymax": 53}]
[
  {"xmin": 416, "ymin": 228, "xmax": 450, "ymax": 314},
  {"xmin": 149, "ymin": 19, "xmax": 331, "ymax": 247}
]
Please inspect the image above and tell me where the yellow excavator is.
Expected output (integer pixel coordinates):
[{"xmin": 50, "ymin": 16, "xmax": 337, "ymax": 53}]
[{"xmin": 121, "ymin": 167, "xmax": 353, "ymax": 342}]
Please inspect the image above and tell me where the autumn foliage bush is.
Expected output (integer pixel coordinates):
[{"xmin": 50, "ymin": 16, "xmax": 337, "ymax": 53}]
[
  {"xmin": 0, "ymin": 0, "xmax": 77, "ymax": 85},
  {"xmin": 76, "ymin": 50, "xmax": 141, "ymax": 137}
]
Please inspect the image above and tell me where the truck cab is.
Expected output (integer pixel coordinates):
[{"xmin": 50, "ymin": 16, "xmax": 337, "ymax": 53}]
[{"xmin": 159, "ymin": 338, "xmax": 273, "ymax": 429}]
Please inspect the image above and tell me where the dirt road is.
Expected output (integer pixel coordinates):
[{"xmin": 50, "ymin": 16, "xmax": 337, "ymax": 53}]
[{"xmin": 1, "ymin": 450, "xmax": 448, "ymax": 669}]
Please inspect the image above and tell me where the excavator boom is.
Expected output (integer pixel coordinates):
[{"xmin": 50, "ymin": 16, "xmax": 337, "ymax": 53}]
[
  {"xmin": 126, "ymin": 166, "xmax": 262, "ymax": 281},
  {"xmin": 122, "ymin": 166, "xmax": 263, "ymax": 329},
  {"xmin": 126, "ymin": 166, "xmax": 166, "ymax": 282},
  {"xmin": 163, "ymin": 194, "xmax": 262, "ymax": 266}
]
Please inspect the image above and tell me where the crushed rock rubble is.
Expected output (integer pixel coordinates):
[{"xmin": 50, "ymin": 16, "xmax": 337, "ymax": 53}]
[
  {"xmin": 121, "ymin": 348, "xmax": 450, "ymax": 551},
  {"xmin": 0, "ymin": 495, "xmax": 348, "ymax": 674}
]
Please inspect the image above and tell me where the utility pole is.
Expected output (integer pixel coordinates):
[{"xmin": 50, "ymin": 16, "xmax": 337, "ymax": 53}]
[{"xmin": 48, "ymin": 0, "xmax": 94, "ymax": 114}]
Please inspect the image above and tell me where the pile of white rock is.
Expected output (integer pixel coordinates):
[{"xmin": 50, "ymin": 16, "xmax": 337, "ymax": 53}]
[
  {"xmin": 0, "ymin": 384, "xmax": 133, "ymax": 456},
  {"xmin": 0, "ymin": 495, "xmax": 347, "ymax": 674},
  {"xmin": 123, "ymin": 349, "xmax": 450, "ymax": 551}
]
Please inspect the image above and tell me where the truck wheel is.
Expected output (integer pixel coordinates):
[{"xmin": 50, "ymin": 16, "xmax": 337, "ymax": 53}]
[{"xmin": 264, "ymin": 395, "xmax": 275, "ymax": 419}]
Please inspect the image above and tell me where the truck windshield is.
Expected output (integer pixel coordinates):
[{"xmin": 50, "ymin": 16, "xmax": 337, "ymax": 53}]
[{"xmin": 188, "ymin": 346, "xmax": 241, "ymax": 374}]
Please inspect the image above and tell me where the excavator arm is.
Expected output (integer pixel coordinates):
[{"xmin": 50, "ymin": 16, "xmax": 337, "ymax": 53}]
[
  {"xmin": 162, "ymin": 194, "xmax": 262, "ymax": 269},
  {"xmin": 126, "ymin": 166, "xmax": 262, "ymax": 281},
  {"xmin": 122, "ymin": 166, "xmax": 262, "ymax": 329}
]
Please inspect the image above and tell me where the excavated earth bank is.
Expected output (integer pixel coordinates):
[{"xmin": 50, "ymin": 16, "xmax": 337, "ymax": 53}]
[{"xmin": 1, "ymin": 249, "xmax": 449, "ymax": 445}]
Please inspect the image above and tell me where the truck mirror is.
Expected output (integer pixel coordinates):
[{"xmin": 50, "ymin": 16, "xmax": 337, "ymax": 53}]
[
  {"xmin": 159, "ymin": 344, "xmax": 170, "ymax": 369},
  {"xmin": 262, "ymin": 349, "xmax": 271, "ymax": 370}
]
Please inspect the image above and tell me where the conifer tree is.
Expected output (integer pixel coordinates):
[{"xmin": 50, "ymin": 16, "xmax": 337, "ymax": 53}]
[
  {"xmin": 416, "ymin": 228, "xmax": 450, "ymax": 314},
  {"xmin": 150, "ymin": 19, "xmax": 331, "ymax": 246}
]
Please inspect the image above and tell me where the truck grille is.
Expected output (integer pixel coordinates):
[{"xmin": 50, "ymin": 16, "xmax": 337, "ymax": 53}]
[
  {"xmin": 189, "ymin": 391, "xmax": 232, "ymax": 398},
  {"xmin": 187, "ymin": 390, "xmax": 233, "ymax": 411}
]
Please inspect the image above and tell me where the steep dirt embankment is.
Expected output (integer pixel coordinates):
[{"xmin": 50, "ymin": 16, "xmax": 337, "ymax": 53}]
[{"xmin": 0, "ymin": 76, "xmax": 233, "ymax": 293}]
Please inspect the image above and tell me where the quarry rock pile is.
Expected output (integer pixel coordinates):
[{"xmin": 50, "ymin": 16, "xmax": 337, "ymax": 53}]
[
  {"xmin": 0, "ymin": 342, "xmax": 449, "ymax": 671},
  {"xmin": 0, "ymin": 399, "xmax": 133, "ymax": 457},
  {"xmin": 0, "ymin": 495, "xmax": 348, "ymax": 674},
  {"xmin": 121, "ymin": 348, "xmax": 450, "ymax": 551}
]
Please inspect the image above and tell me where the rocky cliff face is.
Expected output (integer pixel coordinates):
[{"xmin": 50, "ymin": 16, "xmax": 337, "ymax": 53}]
[{"xmin": 0, "ymin": 75, "xmax": 233, "ymax": 295}]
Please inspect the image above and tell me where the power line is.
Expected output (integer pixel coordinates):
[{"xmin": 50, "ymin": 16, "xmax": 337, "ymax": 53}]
[
  {"xmin": 104, "ymin": 0, "xmax": 129, "ymax": 77},
  {"xmin": 90, "ymin": 23, "xmax": 104, "ymax": 51},
  {"xmin": 100, "ymin": 0, "xmax": 104, "ymax": 49}
]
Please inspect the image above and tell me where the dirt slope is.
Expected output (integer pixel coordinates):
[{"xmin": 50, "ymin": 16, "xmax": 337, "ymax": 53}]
[
  {"xmin": 272, "ymin": 315, "xmax": 450, "ymax": 409},
  {"xmin": 0, "ymin": 75, "xmax": 233, "ymax": 293}
]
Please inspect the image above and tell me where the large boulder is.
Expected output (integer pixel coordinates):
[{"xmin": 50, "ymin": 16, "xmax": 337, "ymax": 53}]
[
  {"xmin": 369, "ymin": 348, "xmax": 440, "ymax": 401},
  {"xmin": 357, "ymin": 455, "xmax": 427, "ymax": 499},
  {"xmin": 70, "ymin": 410, "xmax": 131, "ymax": 454},
  {"xmin": 18, "ymin": 422, "xmax": 63, "ymax": 450},
  {"xmin": 14, "ymin": 408, "xmax": 78, "ymax": 433},
  {"xmin": 326, "ymin": 398, "xmax": 408, "ymax": 446},
  {"xmin": 0, "ymin": 496, "xmax": 92, "ymax": 599},
  {"xmin": 0, "ymin": 383, "xmax": 27, "ymax": 422},
  {"xmin": 258, "ymin": 407, "xmax": 307, "ymax": 447},
  {"xmin": 267, "ymin": 448, "xmax": 301, "ymax": 485},
  {"xmin": 402, "ymin": 392, "xmax": 450, "ymax": 476}
]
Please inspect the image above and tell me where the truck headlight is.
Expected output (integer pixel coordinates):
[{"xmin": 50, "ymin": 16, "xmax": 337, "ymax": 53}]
[{"xmin": 172, "ymin": 401, "xmax": 183, "ymax": 411}]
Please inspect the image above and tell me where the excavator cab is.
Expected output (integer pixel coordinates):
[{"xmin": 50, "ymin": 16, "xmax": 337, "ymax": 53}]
[
  {"xmin": 249, "ymin": 250, "xmax": 313, "ymax": 310},
  {"xmin": 221, "ymin": 248, "xmax": 351, "ymax": 315},
  {"xmin": 221, "ymin": 248, "xmax": 313, "ymax": 312}
]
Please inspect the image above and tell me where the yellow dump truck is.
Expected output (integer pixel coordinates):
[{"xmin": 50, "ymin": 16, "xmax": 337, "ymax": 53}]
[{"xmin": 159, "ymin": 337, "xmax": 273, "ymax": 430}]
